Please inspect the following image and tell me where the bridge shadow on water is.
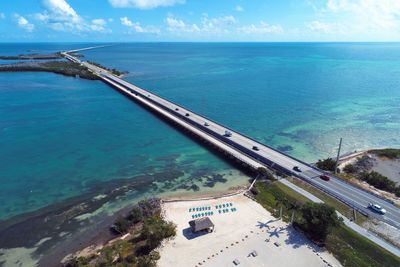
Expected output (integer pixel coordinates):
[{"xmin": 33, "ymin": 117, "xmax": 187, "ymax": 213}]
[
  {"xmin": 107, "ymin": 81, "xmax": 258, "ymax": 181},
  {"xmin": 182, "ymin": 227, "xmax": 210, "ymax": 240}
]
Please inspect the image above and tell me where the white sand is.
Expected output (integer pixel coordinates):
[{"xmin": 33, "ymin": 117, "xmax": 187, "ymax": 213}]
[{"xmin": 158, "ymin": 194, "xmax": 342, "ymax": 267}]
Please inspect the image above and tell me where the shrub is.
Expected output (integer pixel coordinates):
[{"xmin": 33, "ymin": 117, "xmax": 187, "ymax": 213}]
[
  {"xmin": 369, "ymin": 149, "xmax": 400, "ymax": 159},
  {"xmin": 127, "ymin": 207, "xmax": 143, "ymax": 224},
  {"xmin": 343, "ymin": 164, "xmax": 357, "ymax": 174},
  {"xmin": 257, "ymin": 167, "xmax": 275, "ymax": 180},
  {"xmin": 359, "ymin": 171, "xmax": 398, "ymax": 194},
  {"xmin": 297, "ymin": 203, "xmax": 341, "ymax": 242},
  {"xmin": 113, "ymin": 217, "xmax": 131, "ymax": 234},
  {"xmin": 316, "ymin": 158, "xmax": 337, "ymax": 172}
]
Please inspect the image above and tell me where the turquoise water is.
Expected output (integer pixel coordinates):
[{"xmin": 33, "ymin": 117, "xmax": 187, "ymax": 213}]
[{"xmin": 1, "ymin": 43, "xmax": 400, "ymax": 222}]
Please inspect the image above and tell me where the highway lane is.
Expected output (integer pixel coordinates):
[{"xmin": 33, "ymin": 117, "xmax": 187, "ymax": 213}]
[{"xmin": 66, "ymin": 54, "xmax": 400, "ymax": 229}]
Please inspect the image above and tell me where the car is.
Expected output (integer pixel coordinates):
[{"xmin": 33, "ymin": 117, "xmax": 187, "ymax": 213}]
[
  {"xmin": 185, "ymin": 113, "xmax": 190, "ymax": 117},
  {"xmin": 204, "ymin": 122, "xmax": 210, "ymax": 126},
  {"xmin": 175, "ymin": 108, "xmax": 179, "ymax": 111},
  {"xmin": 293, "ymin": 166, "xmax": 301, "ymax": 172},
  {"xmin": 224, "ymin": 130, "xmax": 232, "ymax": 137},
  {"xmin": 368, "ymin": 203, "xmax": 386, "ymax": 214},
  {"xmin": 320, "ymin": 175, "xmax": 330, "ymax": 181},
  {"xmin": 252, "ymin": 146, "xmax": 259, "ymax": 151}
]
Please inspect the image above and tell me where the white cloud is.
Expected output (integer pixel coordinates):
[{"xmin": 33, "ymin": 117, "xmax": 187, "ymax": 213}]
[
  {"xmin": 306, "ymin": 20, "xmax": 344, "ymax": 34},
  {"xmin": 120, "ymin": 16, "xmax": 160, "ymax": 33},
  {"xmin": 200, "ymin": 15, "xmax": 236, "ymax": 33},
  {"xmin": 14, "ymin": 14, "xmax": 34, "ymax": 32},
  {"xmin": 90, "ymin": 19, "xmax": 111, "ymax": 32},
  {"xmin": 165, "ymin": 14, "xmax": 237, "ymax": 34},
  {"xmin": 307, "ymin": 0, "xmax": 400, "ymax": 37},
  {"xmin": 109, "ymin": 0, "xmax": 185, "ymax": 9},
  {"xmin": 165, "ymin": 15, "xmax": 200, "ymax": 32},
  {"xmin": 235, "ymin": 5, "xmax": 244, "ymax": 12},
  {"xmin": 0, "ymin": 13, "xmax": 5, "ymax": 19},
  {"xmin": 238, "ymin": 22, "xmax": 283, "ymax": 34},
  {"xmin": 34, "ymin": 0, "xmax": 110, "ymax": 33}
]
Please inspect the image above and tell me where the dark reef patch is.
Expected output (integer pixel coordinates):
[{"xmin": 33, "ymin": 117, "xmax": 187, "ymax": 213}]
[{"xmin": 277, "ymin": 145, "xmax": 293, "ymax": 153}]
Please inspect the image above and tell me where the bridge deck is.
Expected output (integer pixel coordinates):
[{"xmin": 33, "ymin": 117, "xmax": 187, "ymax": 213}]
[{"xmin": 63, "ymin": 53, "xmax": 400, "ymax": 229}]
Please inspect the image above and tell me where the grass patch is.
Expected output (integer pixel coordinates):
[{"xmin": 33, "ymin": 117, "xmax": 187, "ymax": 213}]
[
  {"xmin": 326, "ymin": 225, "xmax": 400, "ymax": 267},
  {"xmin": 254, "ymin": 181, "xmax": 308, "ymax": 220},
  {"xmin": 369, "ymin": 148, "xmax": 400, "ymax": 159},
  {"xmin": 287, "ymin": 177, "xmax": 367, "ymax": 225}
]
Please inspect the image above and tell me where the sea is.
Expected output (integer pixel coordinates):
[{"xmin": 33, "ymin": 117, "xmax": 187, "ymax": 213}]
[{"xmin": 0, "ymin": 42, "xmax": 399, "ymax": 266}]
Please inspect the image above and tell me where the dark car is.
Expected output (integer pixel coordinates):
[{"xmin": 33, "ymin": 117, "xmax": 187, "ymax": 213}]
[
  {"xmin": 320, "ymin": 175, "xmax": 330, "ymax": 181},
  {"xmin": 252, "ymin": 146, "xmax": 259, "ymax": 151},
  {"xmin": 293, "ymin": 166, "xmax": 301, "ymax": 172},
  {"xmin": 175, "ymin": 108, "xmax": 179, "ymax": 111},
  {"xmin": 185, "ymin": 113, "xmax": 190, "ymax": 117},
  {"xmin": 204, "ymin": 122, "xmax": 210, "ymax": 126}
]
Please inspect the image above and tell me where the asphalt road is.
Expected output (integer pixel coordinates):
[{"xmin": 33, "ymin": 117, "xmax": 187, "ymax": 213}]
[{"xmin": 68, "ymin": 54, "xmax": 400, "ymax": 229}]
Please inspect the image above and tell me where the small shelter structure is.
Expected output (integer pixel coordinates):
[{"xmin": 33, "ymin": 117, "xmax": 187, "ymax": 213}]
[{"xmin": 188, "ymin": 217, "xmax": 214, "ymax": 233}]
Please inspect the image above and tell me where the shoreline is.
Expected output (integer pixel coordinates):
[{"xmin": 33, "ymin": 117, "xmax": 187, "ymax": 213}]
[
  {"xmin": 0, "ymin": 61, "xmax": 99, "ymax": 80},
  {"xmin": 0, "ymin": 168, "xmax": 251, "ymax": 267}
]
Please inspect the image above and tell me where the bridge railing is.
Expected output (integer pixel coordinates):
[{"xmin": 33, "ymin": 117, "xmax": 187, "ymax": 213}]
[
  {"xmin": 100, "ymin": 70, "xmax": 399, "ymax": 228},
  {"xmin": 102, "ymin": 74, "xmax": 294, "ymax": 175}
]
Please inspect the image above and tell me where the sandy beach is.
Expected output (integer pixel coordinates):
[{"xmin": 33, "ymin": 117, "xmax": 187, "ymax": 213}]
[{"xmin": 158, "ymin": 193, "xmax": 341, "ymax": 267}]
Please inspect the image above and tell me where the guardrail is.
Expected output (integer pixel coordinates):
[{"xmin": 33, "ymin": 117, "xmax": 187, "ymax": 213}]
[
  {"xmin": 70, "ymin": 58, "xmax": 398, "ymax": 228},
  {"xmin": 103, "ymin": 74, "xmax": 293, "ymax": 174}
]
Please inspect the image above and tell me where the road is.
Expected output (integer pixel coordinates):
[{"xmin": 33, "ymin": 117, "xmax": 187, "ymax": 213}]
[
  {"xmin": 63, "ymin": 53, "xmax": 400, "ymax": 230},
  {"xmin": 280, "ymin": 178, "xmax": 400, "ymax": 257}
]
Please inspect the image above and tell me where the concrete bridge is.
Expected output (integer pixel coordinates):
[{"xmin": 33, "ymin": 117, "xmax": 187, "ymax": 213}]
[{"xmin": 62, "ymin": 52, "xmax": 400, "ymax": 230}]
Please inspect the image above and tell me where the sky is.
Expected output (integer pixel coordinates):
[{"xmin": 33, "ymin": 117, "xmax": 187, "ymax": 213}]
[{"xmin": 0, "ymin": 0, "xmax": 400, "ymax": 42}]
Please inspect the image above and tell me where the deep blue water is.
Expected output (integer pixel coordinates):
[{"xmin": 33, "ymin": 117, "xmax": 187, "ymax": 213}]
[{"xmin": 1, "ymin": 42, "xmax": 400, "ymax": 221}]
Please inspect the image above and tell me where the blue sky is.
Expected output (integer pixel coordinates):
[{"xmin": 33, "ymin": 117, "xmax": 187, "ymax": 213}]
[{"xmin": 0, "ymin": 0, "xmax": 399, "ymax": 42}]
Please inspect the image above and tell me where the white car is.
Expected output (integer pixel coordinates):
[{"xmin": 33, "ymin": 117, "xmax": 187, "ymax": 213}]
[{"xmin": 368, "ymin": 203, "xmax": 386, "ymax": 215}]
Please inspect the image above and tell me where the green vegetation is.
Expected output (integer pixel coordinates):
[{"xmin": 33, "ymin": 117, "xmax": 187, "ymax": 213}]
[
  {"xmin": 87, "ymin": 60, "xmax": 125, "ymax": 76},
  {"xmin": 326, "ymin": 225, "xmax": 400, "ymax": 267},
  {"xmin": 316, "ymin": 158, "xmax": 338, "ymax": 172},
  {"xmin": 64, "ymin": 199, "xmax": 176, "ymax": 267},
  {"xmin": 369, "ymin": 148, "xmax": 400, "ymax": 159},
  {"xmin": 253, "ymin": 181, "xmax": 308, "ymax": 219},
  {"xmin": 359, "ymin": 171, "xmax": 400, "ymax": 197},
  {"xmin": 0, "ymin": 61, "xmax": 99, "ymax": 80},
  {"xmin": 343, "ymin": 163, "xmax": 357, "ymax": 174},
  {"xmin": 287, "ymin": 177, "xmax": 367, "ymax": 224},
  {"xmin": 256, "ymin": 167, "xmax": 276, "ymax": 180},
  {"xmin": 342, "ymin": 155, "xmax": 400, "ymax": 197},
  {"xmin": 0, "ymin": 53, "xmax": 61, "ymax": 60},
  {"xmin": 296, "ymin": 203, "xmax": 341, "ymax": 241},
  {"xmin": 253, "ymin": 180, "xmax": 400, "ymax": 267}
]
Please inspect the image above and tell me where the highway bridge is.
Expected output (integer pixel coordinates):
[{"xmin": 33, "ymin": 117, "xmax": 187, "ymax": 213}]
[{"xmin": 62, "ymin": 52, "xmax": 400, "ymax": 229}]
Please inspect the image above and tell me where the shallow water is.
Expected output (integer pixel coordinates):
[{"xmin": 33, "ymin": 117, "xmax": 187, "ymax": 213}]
[{"xmin": 0, "ymin": 43, "xmax": 399, "ymax": 263}]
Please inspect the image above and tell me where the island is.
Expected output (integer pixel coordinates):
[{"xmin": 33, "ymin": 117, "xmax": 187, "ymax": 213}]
[
  {"xmin": 0, "ymin": 61, "xmax": 99, "ymax": 80},
  {"xmin": 0, "ymin": 52, "xmax": 126, "ymax": 80}
]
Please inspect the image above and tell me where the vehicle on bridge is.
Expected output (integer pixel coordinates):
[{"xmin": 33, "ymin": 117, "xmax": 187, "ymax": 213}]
[
  {"xmin": 224, "ymin": 130, "xmax": 232, "ymax": 137},
  {"xmin": 293, "ymin": 166, "xmax": 301, "ymax": 172},
  {"xmin": 320, "ymin": 174, "xmax": 330, "ymax": 181},
  {"xmin": 185, "ymin": 113, "xmax": 190, "ymax": 117},
  {"xmin": 252, "ymin": 146, "xmax": 259, "ymax": 151},
  {"xmin": 368, "ymin": 203, "xmax": 387, "ymax": 215},
  {"xmin": 204, "ymin": 122, "xmax": 210, "ymax": 126}
]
